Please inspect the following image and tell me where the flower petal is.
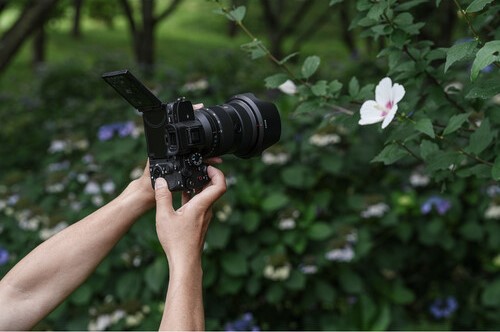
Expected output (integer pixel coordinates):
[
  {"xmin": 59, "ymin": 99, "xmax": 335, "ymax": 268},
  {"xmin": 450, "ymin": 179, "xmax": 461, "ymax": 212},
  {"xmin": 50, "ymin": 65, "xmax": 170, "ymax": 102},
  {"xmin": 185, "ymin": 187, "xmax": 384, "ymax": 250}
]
[
  {"xmin": 375, "ymin": 77, "xmax": 393, "ymax": 106},
  {"xmin": 381, "ymin": 105, "xmax": 398, "ymax": 129},
  {"xmin": 359, "ymin": 100, "xmax": 384, "ymax": 125},
  {"xmin": 392, "ymin": 83, "xmax": 405, "ymax": 104}
]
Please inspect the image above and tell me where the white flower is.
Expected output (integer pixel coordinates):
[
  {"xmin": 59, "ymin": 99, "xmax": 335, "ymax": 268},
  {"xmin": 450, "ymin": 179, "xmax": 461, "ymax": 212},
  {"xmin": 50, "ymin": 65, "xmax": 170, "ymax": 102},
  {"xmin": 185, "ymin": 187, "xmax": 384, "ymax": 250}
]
[
  {"xmin": 129, "ymin": 167, "xmax": 143, "ymax": 180},
  {"xmin": 39, "ymin": 221, "xmax": 68, "ymax": 240},
  {"xmin": 102, "ymin": 180, "xmax": 116, "ymax": 194},
  {"xmin": 262, "ymin": 151, "xmax": 290, "ymax": 165},
  {"xmin": 360, "ymin": 202, "xmax": 390, "ymax": 218},
  {"xmin": 48, "ymin": 140, "xmax": 68, "ymax": 153},
  {"xmin": 299, "ymin": 264, "xmax": 318, "ymax": 275},
  {"xmin": 325, "ymin": 245, "xmax": 355, "ymax": 262},
  {"xmin": 278, "ymin": 80, "xmax": 297, "ymax": 95},
  {"xmin": 309, "ymin": 133, "xmax": 341, "ymax": 147},
  {"xmin": 359, "ymin": 77, "xmax": 405, "ymax": 129},
  {"xmin": 278, "ymin": 217, "xmax": 296, "ymax": 230},
  {"xmin": 409, "ymin": 171, "xmax": 430, "ymax": 187},
  {"xmin": 485, "ymin": 204, "xmax": 500, "ymax": 219},
  {"xmin": 84, "ymin": 181, "xmax": 101, "ymax": 195},
  {"xmin": 263, "ymin": 263, "xmax": 291, "ymax": 281}
]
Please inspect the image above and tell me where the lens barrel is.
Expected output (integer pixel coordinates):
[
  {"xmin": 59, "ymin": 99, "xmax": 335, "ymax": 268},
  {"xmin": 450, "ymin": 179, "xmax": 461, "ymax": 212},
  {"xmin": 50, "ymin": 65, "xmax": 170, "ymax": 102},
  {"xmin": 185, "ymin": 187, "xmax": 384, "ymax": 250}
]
[{"xmin": 194, "ymin": 93, "xmax": 281, "ymax": 159}]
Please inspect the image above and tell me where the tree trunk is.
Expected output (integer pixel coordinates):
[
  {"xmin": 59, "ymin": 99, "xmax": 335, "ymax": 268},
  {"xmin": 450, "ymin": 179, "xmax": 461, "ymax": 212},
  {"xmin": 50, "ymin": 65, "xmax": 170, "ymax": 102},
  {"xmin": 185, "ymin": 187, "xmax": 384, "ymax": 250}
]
[
  {"xmin": 140, "ymin": 0, "xmax": 155, "ymax": 72},
  {"xmin": 0, "ymin": 0, "xmax": 58, "ymax": 74},
  {"xmin": 32, "ymin": 25, "xmax": 45, "ymax": 69},
  {"xmin": 72, "ymin": 0, "xmax": 83, "ymax": 38}
]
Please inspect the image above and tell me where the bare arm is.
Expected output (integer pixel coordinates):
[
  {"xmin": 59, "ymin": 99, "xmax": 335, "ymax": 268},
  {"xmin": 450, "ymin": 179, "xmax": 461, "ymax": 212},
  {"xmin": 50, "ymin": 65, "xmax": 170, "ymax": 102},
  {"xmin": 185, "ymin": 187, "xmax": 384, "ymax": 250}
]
[
  {"xmin": 154, "ymin": 166, "xmax": 226, "ymax": 331},
  {"xmin": 0, "ymin": 164, "xmax": 155, "ymax": 330}
]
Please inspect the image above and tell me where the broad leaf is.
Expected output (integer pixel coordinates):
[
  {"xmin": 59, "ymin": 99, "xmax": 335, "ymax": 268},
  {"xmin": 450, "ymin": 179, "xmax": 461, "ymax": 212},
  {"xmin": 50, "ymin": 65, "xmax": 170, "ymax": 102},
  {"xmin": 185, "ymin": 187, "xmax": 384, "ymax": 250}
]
[
  {"xmin": 466, "ymin": 0, "xmax": 494, "ymax": 13},
  {"xmin": 371, "ymin": 144, "xmax": 409, "ymax": 165},
  {"xmin": 415, "ymin": 118, "xmax": 435, "ymax": 138},
  {"xmin": 471, "ymin": 41, "xmax": 500, "ymax": 81},
  {"xmin": 301, "ymin": 56, "xmax": 321, "ymax": 79},
  {"xmin": 443, "ymin": 113, "xmax": 470, "ymax": 135},
  {"xmin": 466, "ymin": 118, "xmax": 494, "ymax": 155},
  {"xmin": 445, "ymin": 41, "xmax": 477, "ymax": 72}
]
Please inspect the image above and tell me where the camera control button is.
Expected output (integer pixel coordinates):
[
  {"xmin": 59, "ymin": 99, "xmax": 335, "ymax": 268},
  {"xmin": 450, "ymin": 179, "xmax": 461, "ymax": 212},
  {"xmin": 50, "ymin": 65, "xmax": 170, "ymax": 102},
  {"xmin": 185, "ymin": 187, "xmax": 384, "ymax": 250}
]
[{"xmin": 188, "ymin": 153, "xmax": 203, "ymax": 166}]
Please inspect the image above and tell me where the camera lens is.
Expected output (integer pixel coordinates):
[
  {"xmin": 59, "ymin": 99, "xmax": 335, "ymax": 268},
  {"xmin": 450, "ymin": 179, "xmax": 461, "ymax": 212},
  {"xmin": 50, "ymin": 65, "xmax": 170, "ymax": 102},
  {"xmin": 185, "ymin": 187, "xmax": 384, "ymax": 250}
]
[{"xmin": 194, "ymin": 93, "xmax": 281, "ymax": 159}]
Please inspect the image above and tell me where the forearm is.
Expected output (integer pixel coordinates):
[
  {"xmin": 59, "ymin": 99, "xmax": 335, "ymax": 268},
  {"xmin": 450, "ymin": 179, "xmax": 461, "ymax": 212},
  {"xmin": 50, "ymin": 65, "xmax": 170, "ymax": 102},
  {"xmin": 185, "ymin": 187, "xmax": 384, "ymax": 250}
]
[
  {"xmin": 0, "ymin": 179, "xmax": 154, "ymax": 330},
  {"xmin": 160, "ymin": 260, "xmax": 204, "ymax": 331}
]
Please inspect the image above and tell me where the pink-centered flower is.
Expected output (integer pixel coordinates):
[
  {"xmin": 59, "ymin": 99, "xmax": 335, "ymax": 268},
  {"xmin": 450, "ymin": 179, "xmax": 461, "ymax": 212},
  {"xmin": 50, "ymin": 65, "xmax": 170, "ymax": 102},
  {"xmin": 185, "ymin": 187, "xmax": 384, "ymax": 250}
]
[{"xmin": 358, "ymin": 77, "xmax": 405, "ymax": 129}]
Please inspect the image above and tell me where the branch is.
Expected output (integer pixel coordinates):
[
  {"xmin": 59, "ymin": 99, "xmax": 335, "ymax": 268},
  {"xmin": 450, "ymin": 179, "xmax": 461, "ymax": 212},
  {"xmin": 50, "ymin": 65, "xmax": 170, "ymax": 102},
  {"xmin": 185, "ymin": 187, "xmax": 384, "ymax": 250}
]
[
  {"xmin": 154, "ymin": 0, "xmax": 182, "ymax": 25},
  {"xmin": 118, "ymin": 0, "xmax": 137, "ymax": 34}
]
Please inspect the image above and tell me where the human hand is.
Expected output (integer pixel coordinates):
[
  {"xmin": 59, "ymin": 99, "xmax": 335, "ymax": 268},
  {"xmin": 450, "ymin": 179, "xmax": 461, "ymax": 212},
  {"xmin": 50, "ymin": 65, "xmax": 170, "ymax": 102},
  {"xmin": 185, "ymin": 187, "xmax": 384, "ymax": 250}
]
[{"xmin": 154, "ymin": 166, "xmax": 226, "ymax": 269}]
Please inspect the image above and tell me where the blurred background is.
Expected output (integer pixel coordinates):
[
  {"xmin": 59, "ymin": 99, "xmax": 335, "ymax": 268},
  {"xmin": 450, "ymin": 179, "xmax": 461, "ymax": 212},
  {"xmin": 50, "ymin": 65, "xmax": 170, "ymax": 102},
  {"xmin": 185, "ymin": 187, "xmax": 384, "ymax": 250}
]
[{"xmin": 0, "ymin": 0, "xmax": 499, "ymax": 330}]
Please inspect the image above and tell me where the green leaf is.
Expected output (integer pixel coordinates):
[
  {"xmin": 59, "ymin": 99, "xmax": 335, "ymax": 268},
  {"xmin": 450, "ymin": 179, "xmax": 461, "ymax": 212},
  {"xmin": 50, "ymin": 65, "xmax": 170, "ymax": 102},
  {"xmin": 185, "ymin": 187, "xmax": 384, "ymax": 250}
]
[
  {"xmin": 466, "ymin": 118, "xmax": 494, "ymax": 155},
  {"xmin": 391, "ymin": 282, "xmax": 415, "ymax": 304},
  {"xmin": 311, "ymin": 80, "xmax": 328, "ymax": 96},
  {"xmin": 206, "ymin": 222, "xmax": 231, "ymax": 248},
  {"xmin": 285, "ymin": 270, "xmax": 306, "ymax": 290},
  {"xmin": 371, "ymin": 144, "xmax": 409, "ymax": 165},
  {"xmin": 371, "ymin": 304, "xmax": 391, "ymax": 331},
  {"xmin": 396, "ymin": 0, "xmax": 427, "ymax": 11},
  {"xmin": 393, "ymin": 12, "xmax": 414, "ymax": 26},
  {"xmin": 262, "ymin": 192, "xmax": 288, "ymax": 212},
  {"xmin": 281, "ymin": 165, "xmax": 317, "ymax": 188},
  {"xmin": 308, "ymin": 222, "xmax": 333, "ymax": 240},
  {"xmin": 443, "ymin": 113, "xmax": 470, "ymax": 135},
  {"xmin": 492, "ymin": 156, "xmax": 500, "ymax": 180},
  {"xmin": 229, "ymin": 6, "xmax": 246, "ymax": 22},
  {"xmin": 445, "ymin": 41, "xmax": 477, "ymax": 72},
  {"xmin": 426, "ymin": 151, "xmax": 461, "ymax": 171},
  {"xmin": 466, "ymin": 76, "xmax": 500, "ymax": 99},
  {"xmin": 415, "ymin": 118, "xmax": 435, "ymax": 138},
  {"xmin": 348, "ymin": 77, "xmax": 360, "ymax": 97},
  {"xmin": 460, "ymin": 221, "xmax": 484, "ymax": 241},
  {"xmin": 240, "ymin": 40, "xmax": 266, "ymax": 60},
  {"xmin": 471, "ymin": 41, "xmax": 500, "ymax": 81},
  {"xmin": 329, "ymin": 80, "xmax": 343, "ymax": 95},
  {"xmin": 71, "ymin": 284, "xmax": 92, "ymax": 305},
  {"xmin": 481, "ymin": 278, "xmax": 500, "ymax": 306},
  {"xmin": 301, "ymin": 56, "xmax": 321, "ymax": 79},
  {"xmin": 339, "ymin": 268, "xmax": 363, "ymax": 293},
  {"xmin": 264, "ymin": 73, "xmax": 289, "ymax": 89},
  {"xmin": 220, "ymin": 252, "xmax": 248, "ymax": 276},
  {"xmin": 295, "ymin": 100, "xmax": 319, "ymax": 113},
  {"xmin": 466, "ymin": 0, "xmax": 494, "ymax": 13},
  {"xmin": 420, "ymin": 140, "xmax": 439, "ymax": 160}
]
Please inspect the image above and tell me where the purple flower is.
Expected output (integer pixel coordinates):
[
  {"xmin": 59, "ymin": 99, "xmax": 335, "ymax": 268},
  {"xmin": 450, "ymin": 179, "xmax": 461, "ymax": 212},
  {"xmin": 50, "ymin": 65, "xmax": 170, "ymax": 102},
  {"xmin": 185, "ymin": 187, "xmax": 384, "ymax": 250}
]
[
  {"xmin": 0, "ymin": 247, "xmax": 9, "ymax": 266},
  {"xmin": 97, "ymin": 122, "xmax": 136, "ymax": 141},
  {"xmin": 225, "ymin": 312, "xmax": 259, "ymax": 331},
  {"xmin": 429, "ymin": 296, "xmax": 458, "ymax": 319},
  {"xmin": 421, "ymin": 196, "xmax": 451, "ymax": 215}
]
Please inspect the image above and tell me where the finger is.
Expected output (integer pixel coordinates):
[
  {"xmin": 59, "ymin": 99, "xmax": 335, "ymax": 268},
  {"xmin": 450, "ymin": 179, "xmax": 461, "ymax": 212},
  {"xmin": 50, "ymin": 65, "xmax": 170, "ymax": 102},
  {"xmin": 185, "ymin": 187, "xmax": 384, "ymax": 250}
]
[
  {"xmin": 189, "ymin": 166, "xmax": 226, "ymax": 210},
  {"xmin": 154, "ymin": 177, "xmax": 174, "ymax": 217},
  {"xmin": 193, "ymin": 103, "xmax": 204, "ymax": 110}
]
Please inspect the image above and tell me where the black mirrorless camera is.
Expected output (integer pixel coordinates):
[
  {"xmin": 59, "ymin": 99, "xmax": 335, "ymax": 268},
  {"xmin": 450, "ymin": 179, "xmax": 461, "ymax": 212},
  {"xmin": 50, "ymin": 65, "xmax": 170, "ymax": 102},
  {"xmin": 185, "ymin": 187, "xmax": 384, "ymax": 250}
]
[{"xmin": 102, "ymin": 70, "xmax": 281, "ymax": 192}]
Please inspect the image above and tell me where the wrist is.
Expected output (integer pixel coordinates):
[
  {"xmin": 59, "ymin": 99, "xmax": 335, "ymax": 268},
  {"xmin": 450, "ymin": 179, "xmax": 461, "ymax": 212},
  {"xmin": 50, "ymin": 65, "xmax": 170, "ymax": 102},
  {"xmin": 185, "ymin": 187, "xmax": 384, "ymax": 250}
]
[{"xmin": 118, "ymin": 179, "xmax": 155, "ymax": 215}]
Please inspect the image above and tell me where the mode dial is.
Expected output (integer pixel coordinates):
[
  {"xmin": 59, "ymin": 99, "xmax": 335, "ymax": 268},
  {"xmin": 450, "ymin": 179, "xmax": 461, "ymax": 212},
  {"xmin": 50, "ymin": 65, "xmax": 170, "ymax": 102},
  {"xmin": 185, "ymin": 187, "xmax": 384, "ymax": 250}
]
[{"xmin": 188, "ymin": 153, "xmax": 203, "ymax": 166}]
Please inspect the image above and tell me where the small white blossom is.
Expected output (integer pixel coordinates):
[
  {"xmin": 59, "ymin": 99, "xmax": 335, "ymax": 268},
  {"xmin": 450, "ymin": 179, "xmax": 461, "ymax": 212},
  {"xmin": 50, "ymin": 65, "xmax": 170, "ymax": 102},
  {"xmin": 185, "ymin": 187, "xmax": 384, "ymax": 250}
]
[
  {"xmin": 299, "ymin": 264, "xmax": 318, "ymax": 274},
  {"xmin": 278, "ymin": 80, "xmax": 297, "ymax": 95},
  {"xmin": 263, "ymin": 263, "xmax": 291, "ymax": 281},
  {"xmin": 73, "ymin": 139, "xmax": 89, "ymax": 150},
  {"xmin": 84, "ymin": 181, "xmax": 101, "ymax": 195},
  {"xmin": 278, "ymin": 217, "xmax": 296, "ymax": 230},
  {"xmin": 360, "ymin": 202, "xmax": 390, "ymax": 218},
  {"xmin": 182, "ymin": 78, "xmax": 209, "ymax": 92},
  {"xmin": 359, "ymin": 77, "xmax": 405, "ymax": 129},
  {"xmin": 46, "ymin": 183, "xmax": 65, "ymax": 193},
  {"xmin": 262, "ymin": 151, "xmax": 290, "ymax": 165},
  {"xmin": 409, "ymin": 172, "xmax": 430, "ymax": 187},
  {"xmin": 309, "ymin": 133, "xmax": 341, "ymax": 147},
  {"xmin": 48, "ymin": 140, "xmax": 68, "ymax": 153},
  {"xmin": 92, "ymin": 195, "xmax": 104, "ymax": 207},
  {"xmin": 325, "ymin": 245, "xmax": 355, "ymax": 262},
  {"xmin": 77, "ymin": 173, "xmax": 89, "ymax": 183},
  {"xmin": 493, "ymin": 94, "xmax": 500, "ymax": 105},
  {"xmin": 216, "ymin": 204, "xmax": 232, "ymax": 222},
  {"xmin": 485, "ymin": 204, "xmax": 500, "ymax": 219},
  {"xmin": 0, "ymin": 200, "xmax": 6, "ymax": 211},
  {"xmin": 130, "ymin": 167, "xmax": 143, "ymax": 180},
  {"xmin": 47, "ymin": 160, "xmax": 70, "ymax": 172},
  {"xmin": 102, "ymin": 180, "xmax": 116, "ymax": 194}
]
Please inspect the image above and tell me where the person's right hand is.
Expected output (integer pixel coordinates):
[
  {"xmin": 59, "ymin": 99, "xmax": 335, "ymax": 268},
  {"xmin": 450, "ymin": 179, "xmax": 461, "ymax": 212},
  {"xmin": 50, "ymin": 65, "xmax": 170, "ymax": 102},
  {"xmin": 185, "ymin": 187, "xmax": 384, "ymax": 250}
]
[{"xmin": 153, "ymin": 166, "xmax": 226, "ymax": 269}]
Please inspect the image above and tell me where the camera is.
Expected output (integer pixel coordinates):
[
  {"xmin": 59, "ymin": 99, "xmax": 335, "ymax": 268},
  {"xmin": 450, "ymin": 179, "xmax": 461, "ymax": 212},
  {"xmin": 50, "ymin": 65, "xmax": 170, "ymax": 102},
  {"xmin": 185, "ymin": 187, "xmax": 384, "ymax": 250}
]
[{"xmin": 102, "ymin": 70, "xmax": 281, "ymax": 192}]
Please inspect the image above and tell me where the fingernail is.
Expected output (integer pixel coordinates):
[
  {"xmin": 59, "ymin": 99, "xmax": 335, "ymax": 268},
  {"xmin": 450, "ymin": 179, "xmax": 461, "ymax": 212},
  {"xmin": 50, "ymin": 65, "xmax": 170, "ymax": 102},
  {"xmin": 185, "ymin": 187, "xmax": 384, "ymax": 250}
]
[{"xmin": 155, "ymin": 177, "xmax": 167, "ymax": 190}]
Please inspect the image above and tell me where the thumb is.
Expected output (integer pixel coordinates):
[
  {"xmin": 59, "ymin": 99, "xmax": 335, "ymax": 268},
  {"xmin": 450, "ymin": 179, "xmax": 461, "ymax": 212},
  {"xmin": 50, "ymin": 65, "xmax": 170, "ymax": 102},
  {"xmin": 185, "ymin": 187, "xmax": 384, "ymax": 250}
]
[{"xmin": 154, "ymin": 177, "xmax": 174, "ymax": 217}]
